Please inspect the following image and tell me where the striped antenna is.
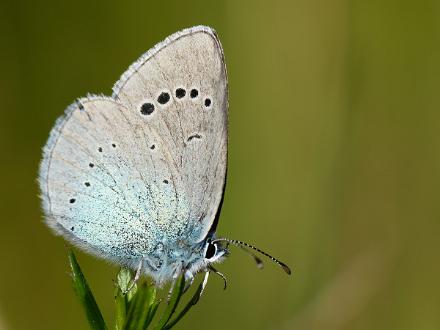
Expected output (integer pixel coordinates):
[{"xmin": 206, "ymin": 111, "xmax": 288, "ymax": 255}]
[{"xmin": 213, "ymin": 238, "xmax": 291, "ymax": 275}]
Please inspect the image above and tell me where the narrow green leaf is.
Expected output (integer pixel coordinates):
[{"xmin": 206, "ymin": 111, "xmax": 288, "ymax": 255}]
[
  {"xmin": 163, "ymin": 280, "xmax": 204, "ymax": 330},
  {"xmin": 124, "ymin": 283, "xmax": 146, "ymax": 329},
  {"xmin": 68, "ymin": 251, "xmax": 107, "ymax": 330},
  {"xmin": 115, "ymin": 269, "xmax": 130, "ymax": 330},
  {"xmin": 144, "ymin": 301, "xmax": 161, "ymax": 329},
  {"xmin": 135, "ymin": 286, "xmax": 156, "ymax": 330},
  {"xmin": 154, "ymin": 276, "xmax": 185, "ymax": 330},
  {"xmin": 114, "ymin": 289, "xmax": 126, "ymax": 330},
  {"xmin": 125, "ymin": 282, "xmax": 155, "ymax": 330}
]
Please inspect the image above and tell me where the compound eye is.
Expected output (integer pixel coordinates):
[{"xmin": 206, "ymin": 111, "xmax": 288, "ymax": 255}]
[{"xmin": 205, "ymin": 243, "xmax": 217, "ymax": 259}]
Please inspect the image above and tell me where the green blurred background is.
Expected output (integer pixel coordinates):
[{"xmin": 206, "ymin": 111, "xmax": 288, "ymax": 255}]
[{"xmin": 1, "ymin": 0, "xmax": 440, "ymax": 329}]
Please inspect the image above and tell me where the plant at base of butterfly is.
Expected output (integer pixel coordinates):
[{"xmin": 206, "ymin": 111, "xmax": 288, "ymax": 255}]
[{"xmin": 69, "ymin": 250, "xmax": 203, "ymax": 330}]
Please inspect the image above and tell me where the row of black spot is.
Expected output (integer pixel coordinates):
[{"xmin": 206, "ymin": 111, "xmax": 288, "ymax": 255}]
[
  {"xmin": 140, "ymin": 88, "xmax": 212, "ymax": 116},
  {"xmin": 69, "ymin": 141, "xmax": 163, "ymax": 205},
  {"xmin": 69, "ymin": 142, "xmax": 117, "ymax": 204}
]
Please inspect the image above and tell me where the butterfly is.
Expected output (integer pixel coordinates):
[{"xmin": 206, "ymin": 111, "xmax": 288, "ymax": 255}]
[{"xmin": 39, "ymin": 25, "xmax": 290, "ymax": 295}]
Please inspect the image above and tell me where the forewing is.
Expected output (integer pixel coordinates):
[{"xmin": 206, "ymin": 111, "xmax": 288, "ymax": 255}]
[
  {"xmin": 39, "ymin": 97, "xmax": 189, "ymax": 262},
  {"xmin": 113, "ymin": 26, "xmax": 228, "ymax": 242}
]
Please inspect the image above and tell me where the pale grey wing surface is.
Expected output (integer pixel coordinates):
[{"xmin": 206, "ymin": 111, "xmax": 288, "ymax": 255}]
[
  {"xmin": 39, "ymin": 96, "xmax": 189, "ymax": 264},
  {"xmin": 113, "ymin": 26, "xmax": 228, "ymax": 243}
]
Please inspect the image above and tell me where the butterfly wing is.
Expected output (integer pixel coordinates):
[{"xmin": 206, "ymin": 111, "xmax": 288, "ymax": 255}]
[
  {"xmin": 39, "ymin": 26, "xmax": 228, "ymax": 264},
  {"xmin": 113, "ymin": 26, "xmax": 228, "ymax": 243}
]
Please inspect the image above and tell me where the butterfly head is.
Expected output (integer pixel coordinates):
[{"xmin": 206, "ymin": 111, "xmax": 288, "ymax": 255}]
[
  {"xmin": 202, "ymin": 237, "xmax": 229, "ymax": 264},
  {"xmin": 186, "ymin": 236, "xmax": 291, "ymax": 278},
  {"xmin": 152, "ymin": 236, "xmax": 290, "ymax": 288}
]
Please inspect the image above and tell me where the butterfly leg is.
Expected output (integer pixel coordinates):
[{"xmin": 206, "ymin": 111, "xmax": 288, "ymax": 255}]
[
  {"xmin": 183, "ymin": 270, "xmax": 195, "ymax": 293},
  {"xmin": 123, "ymin": 260, "xmax": 143, "ymax": 294},
  {"xmin": 166, "ymin": 273, "xmax": 179, "ymax": 303},
  {"xmin": 198, "ymin": 270, "xmax": 210, "ymax": 298},
  {"xmin": 208, "ymin": 265, "xmax": 227, "ymax": 290}
]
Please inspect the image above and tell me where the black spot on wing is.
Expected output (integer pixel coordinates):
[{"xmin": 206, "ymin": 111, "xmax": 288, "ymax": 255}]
[
  {"xmin": 187, "ymin": 133, "xmax": 202, "ymax": 142},
  {"xmin": 176, "ymin": 88, "xmax": 186, "ymax": 98},
  {"xmin": 190, "ymin": 89, "xmax": 199, "ymax": 98},
  {"xmin": 157, "ymin": 92, "xmax": 170, "ymax": 105},
  {"xmin": 140, "ymin": 103, "xmax": 155, "ymax": 115}
]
